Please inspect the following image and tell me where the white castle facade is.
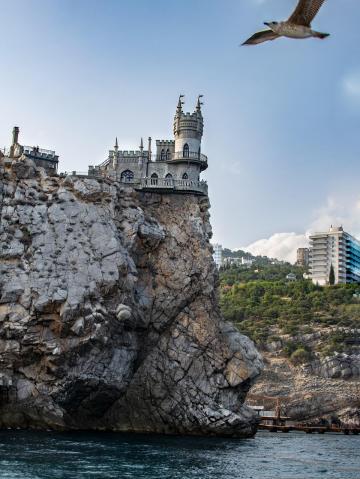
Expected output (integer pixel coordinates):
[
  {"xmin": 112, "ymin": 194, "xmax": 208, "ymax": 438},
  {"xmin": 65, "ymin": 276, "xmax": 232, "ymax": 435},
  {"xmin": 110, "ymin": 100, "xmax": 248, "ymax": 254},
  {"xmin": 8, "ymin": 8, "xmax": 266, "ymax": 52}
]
[{"xmin": 88, "ymin": 96, "xmax": 208, "ymax": 195}]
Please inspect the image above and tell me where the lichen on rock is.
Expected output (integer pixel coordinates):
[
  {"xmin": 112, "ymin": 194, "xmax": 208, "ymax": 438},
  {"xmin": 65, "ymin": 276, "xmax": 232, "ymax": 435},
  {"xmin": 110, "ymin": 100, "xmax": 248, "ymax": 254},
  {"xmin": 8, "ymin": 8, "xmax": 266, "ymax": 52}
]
[{"xmin": 0, "ymin": 159, "xmax": 262, "ymax": 436}]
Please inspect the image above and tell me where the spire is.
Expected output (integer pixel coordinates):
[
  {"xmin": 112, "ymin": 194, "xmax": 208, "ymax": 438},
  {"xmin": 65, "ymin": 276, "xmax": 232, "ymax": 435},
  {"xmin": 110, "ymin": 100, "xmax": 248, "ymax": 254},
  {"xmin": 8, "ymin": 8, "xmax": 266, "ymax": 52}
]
[
  {"xmin": 176, "ymin": 94, "xmax": 185, "ymax": 115},
  {"xmin": 140, "ymin": 137, "xmax": 144, "ymax": 152},
  {"xmin": 114, "ymin": 137, "xmax": 119, "ymax": 152},
  {"xmin": 196, "ymin": 95, "xmax": 204, "ymax": 114},
  {"xmin": 148, "ymin": 137, "xmax": 152, "ymax": 161}
]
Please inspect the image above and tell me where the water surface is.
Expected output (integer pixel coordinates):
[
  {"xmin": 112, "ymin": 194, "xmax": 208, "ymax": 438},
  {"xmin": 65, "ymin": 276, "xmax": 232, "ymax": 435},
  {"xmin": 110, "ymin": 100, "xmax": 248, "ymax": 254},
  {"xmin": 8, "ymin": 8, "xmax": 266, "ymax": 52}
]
[{"xmin": 0, "ymin": 430, "xmax": 358, "ymax": 478}]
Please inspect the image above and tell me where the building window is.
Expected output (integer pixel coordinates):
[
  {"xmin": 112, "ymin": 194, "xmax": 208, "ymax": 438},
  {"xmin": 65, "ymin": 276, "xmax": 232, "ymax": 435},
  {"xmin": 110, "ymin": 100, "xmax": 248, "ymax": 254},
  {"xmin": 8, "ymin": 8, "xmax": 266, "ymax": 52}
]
[
  {"xmin": 151, "ymin": 172, "xmax": 158, "ymax": 185},
  {"xmin": 165, "ymin": 173, "xmax": 173, "ymax": 186},
  {"xmin": 198, "ymin": 146, "xmax": 201, "ymax": 158},
  {"xmin": 182, "ymin": 172, "xmax": 188, "ymax": 180},
  {"xmin": 183, "ymin": 143, "xmax": 189, "ymax": 158},
  {"xmin": 166, "ymin": 149, "xmax": 171, "ymax": 161},
  {"xmin": 160, "ymin": 149, "xmax": 165, "ymax": 161},
  {"xmin": 120, "ymin": 169, "xmax": 134, "ymax": 183}
]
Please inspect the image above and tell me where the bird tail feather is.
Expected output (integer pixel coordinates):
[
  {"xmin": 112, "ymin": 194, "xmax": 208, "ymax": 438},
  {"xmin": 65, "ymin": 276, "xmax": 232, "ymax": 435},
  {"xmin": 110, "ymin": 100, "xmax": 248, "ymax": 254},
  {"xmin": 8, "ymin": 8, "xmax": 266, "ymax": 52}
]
[{"xmin": 313, "ymin": 31, "xmax": 330, "ymax": 39}]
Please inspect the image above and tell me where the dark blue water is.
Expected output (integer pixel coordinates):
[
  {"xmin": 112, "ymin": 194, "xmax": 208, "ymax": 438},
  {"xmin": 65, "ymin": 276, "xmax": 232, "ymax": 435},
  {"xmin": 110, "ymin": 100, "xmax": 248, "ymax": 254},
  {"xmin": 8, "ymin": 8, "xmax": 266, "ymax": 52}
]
[{"xmin": 0, "ymin": 431, "xmax": 358, "ymax": 479}]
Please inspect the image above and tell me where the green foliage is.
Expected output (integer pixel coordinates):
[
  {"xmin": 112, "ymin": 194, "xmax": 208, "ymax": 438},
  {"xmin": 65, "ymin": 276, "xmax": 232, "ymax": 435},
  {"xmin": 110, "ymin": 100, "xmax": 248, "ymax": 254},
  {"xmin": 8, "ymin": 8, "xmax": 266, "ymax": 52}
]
[
  {"xmin": 290, "ymin": 347, "xmax": 312, "ymax": 365},
  {"xmin": 220, "ymin": 262, "xmax": 360, "ymax": 349},
  {"xmin": 220, "ymin": 261, "xmax": 305, "ymax": 283}
]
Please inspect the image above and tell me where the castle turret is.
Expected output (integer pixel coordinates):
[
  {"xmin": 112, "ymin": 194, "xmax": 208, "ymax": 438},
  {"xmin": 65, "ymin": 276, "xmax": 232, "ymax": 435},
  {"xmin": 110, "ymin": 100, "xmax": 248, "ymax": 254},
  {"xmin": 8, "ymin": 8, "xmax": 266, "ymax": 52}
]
[
  {"xmin": 173, "ymin": 96, "xmax": 204, "ymax": 162},
  {"xmin": 172, "ymin": 96, "xmax": 206, "ymax": 171}
]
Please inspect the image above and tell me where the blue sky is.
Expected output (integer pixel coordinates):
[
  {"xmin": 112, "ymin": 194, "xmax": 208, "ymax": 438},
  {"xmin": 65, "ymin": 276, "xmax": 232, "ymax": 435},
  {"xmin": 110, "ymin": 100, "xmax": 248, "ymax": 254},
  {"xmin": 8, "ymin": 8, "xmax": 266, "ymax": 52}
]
[{"xmin": 1, "ymin": 0, "xmax": 360, "ymax": 261}]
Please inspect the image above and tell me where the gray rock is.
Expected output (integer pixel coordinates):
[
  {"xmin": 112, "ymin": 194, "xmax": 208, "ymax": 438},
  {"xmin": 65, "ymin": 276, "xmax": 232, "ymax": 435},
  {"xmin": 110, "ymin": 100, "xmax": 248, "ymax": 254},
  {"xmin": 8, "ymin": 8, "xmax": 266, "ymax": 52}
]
[{"xmin": 0, "ymin": 161, "xmax": 262, "ymax": 437}]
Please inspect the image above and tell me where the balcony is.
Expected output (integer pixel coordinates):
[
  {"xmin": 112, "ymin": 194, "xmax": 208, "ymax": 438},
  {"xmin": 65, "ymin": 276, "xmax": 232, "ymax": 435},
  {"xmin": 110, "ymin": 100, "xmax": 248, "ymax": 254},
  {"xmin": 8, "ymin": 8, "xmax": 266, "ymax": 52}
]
[
  {"xmin": 138, "ymin": 177, "xmax": 208, "ymax": 196},
  {"xmin": 154, "ymin": 151, "xmax": 208, "ymax": 171}
]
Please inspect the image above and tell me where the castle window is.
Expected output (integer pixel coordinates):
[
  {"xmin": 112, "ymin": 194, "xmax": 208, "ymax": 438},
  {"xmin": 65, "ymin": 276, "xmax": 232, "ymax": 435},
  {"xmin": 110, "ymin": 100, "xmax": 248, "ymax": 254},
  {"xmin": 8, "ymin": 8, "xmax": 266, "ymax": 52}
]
[
  {"xmin": 198, "ymin": 146, "xmax": 201, "ymax": 158},
  {"xmin": 183, "ymin": 143, "xmax": 189, "ymax": 158},
  {"xmin": 151, "ymin": 172, "xmax": 158, "ymax": 185},
  {"xmin": 165, "ymin": 173, "xmax": 173, "ymax": 186},
  {"xmin": 182, "ymin": 172, "xmax": 188, "ymax": 180},
  {"xmin": 160, "ymin": 149, "xmax": 165, "ymax": 161},
  {"xmin": 166, "ymin": 149, "xmax": 171, "ymax": 161},
  {"xmin": 120, "ymin": 169, "xmax": 134, "ymax": 183}
]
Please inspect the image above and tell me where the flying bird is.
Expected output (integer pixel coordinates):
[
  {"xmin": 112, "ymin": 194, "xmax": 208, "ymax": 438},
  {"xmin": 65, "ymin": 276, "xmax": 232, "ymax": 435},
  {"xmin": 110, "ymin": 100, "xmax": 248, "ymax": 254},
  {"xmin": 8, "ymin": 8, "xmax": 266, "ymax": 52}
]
[{"xmin": 242, "ymin": 0, "xmax": 329, "ymax": 46}]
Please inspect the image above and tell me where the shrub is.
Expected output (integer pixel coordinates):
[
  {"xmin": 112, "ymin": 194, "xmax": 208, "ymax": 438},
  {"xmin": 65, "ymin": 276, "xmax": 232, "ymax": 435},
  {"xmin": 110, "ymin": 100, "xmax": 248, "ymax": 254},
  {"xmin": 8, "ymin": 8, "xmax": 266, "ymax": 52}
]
[{"xmin": 290, "ymin": 348, "xmax": 312, "ymax": 365}]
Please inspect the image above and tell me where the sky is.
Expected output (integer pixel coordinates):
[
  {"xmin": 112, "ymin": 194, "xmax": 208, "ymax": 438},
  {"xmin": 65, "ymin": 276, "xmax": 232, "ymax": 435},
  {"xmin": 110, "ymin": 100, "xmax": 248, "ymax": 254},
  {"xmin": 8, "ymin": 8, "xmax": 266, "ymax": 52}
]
[{"xmin": 1, "ymin": 0, "xmax": 360, "ymax": 262}]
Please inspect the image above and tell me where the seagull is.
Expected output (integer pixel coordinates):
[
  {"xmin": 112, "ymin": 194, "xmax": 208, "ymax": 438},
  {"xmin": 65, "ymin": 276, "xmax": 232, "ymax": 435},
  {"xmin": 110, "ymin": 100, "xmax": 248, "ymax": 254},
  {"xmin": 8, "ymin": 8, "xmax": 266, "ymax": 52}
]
[{"xmin": 242, "ymin": 0, "xmax": 329, "ymax": 46}]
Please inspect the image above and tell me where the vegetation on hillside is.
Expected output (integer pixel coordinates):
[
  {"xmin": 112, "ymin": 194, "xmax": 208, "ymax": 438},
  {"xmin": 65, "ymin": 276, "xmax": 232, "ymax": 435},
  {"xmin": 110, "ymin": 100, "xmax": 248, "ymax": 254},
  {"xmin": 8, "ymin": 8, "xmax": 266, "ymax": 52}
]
[{"xmin": 219, "ymin": 253, "xmax": 360, "ymax": 360}]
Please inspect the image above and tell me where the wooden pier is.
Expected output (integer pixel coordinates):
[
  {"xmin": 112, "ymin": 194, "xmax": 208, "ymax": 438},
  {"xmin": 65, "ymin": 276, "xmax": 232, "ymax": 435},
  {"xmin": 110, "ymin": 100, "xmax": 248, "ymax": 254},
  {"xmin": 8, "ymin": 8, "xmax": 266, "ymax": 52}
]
[
  {"xmin": 248, "ymin": 394, "xmax": 360, "ymax": 436},
  {"xmin": 258, "ymin": 423, "xmax": 360, "ymax": 435}
]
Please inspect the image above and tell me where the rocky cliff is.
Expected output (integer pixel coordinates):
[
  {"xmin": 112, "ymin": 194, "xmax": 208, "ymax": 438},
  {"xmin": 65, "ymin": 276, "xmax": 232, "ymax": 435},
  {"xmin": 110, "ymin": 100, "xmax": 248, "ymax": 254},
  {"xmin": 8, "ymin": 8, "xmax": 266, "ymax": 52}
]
[
  {"xmin": 0, "ymin": 157, "xmax": 262, "ymax": 437},
  {"xmin": 247, "ymin": 331, "xmax": 360, "ymax": 427}
]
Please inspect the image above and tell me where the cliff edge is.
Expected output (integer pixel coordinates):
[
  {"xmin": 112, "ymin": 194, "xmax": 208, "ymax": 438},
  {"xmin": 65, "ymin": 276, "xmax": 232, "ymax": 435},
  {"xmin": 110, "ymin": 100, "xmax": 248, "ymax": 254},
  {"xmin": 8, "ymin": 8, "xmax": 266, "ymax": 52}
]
[{"xmin": 0, "ymin": 157, "xmax": 262, "ymax": 437}]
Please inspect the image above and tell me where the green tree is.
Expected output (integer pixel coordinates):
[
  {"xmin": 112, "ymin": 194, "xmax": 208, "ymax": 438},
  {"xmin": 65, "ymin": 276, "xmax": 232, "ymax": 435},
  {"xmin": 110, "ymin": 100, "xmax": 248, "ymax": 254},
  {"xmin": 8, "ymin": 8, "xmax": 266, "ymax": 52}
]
[{"xmin": 329, "ymin": 264, "xmax": 335, "ymax": 286}]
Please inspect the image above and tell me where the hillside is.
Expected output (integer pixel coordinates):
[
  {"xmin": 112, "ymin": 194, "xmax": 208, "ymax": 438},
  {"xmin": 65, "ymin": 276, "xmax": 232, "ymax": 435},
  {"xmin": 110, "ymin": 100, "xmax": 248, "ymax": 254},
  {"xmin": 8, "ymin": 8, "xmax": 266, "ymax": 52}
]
[{"xmin": 219, "ymin": 253, "xmax": 360, "ymax": 426}]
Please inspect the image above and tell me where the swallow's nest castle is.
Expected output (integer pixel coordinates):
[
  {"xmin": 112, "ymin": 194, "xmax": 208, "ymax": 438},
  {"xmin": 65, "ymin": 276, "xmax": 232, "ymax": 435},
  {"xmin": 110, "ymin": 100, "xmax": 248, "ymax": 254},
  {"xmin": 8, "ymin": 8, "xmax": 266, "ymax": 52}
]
[
  {"xmin": 89, "ymin": 95, "xmax": 208, "ymax": 196},
  {"xmin": 1, "ymin": 96, "xmax": 208, "ymax": 196}
]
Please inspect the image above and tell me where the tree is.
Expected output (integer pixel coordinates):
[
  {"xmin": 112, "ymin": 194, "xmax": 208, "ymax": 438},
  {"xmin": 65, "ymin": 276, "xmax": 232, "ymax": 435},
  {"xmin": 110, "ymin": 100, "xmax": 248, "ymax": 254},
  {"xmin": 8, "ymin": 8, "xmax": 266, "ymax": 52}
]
[{"xmin": 329, "ymin": 264, "xmax": 335, "ymax": 286}]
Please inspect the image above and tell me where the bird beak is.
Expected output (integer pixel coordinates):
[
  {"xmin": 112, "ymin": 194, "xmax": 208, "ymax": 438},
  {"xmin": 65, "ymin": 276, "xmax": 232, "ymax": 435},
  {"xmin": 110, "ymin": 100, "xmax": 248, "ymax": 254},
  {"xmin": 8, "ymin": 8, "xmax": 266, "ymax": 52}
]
[{"xmin": 264, "ymin": 22, "xmax": 269, "ymax": 26}]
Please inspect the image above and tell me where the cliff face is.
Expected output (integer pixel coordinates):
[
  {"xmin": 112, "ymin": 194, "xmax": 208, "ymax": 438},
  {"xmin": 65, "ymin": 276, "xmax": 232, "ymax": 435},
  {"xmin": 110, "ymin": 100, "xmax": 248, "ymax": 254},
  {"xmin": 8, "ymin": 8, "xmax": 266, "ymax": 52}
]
[
  {"xmin": 0, "ymin": 157, "xmax": 262, "ymax": 437},
  {"xmin": 247, "ymin": 332, "xmax": 360, "ymax": 427}
]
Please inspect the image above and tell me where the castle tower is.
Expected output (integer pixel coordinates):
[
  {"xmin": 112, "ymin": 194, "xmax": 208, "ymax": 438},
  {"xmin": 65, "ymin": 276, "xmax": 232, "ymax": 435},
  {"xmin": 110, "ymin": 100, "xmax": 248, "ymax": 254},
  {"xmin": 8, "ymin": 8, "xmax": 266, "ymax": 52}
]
[
  {"xmin": 10, "ymin": 126, "xmax": 20, "ymax": 158},
  {"xmin": 173, "ymin": 95, "xmax": 204, "ymax": 161}
]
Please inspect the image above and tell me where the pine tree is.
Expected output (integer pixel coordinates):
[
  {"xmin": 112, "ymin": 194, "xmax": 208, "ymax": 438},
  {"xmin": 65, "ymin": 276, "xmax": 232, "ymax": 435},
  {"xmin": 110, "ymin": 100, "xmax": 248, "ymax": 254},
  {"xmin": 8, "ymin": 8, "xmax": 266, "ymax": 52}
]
[{"xmin": 329, "ymin": 264, "xmax": 335, "ymax": 286}]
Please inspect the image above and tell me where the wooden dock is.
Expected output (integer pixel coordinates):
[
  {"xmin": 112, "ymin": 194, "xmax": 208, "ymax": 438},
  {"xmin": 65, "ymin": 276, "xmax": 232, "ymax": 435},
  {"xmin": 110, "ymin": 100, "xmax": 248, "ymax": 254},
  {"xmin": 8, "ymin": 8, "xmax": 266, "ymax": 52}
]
[
  {"xmin": 248, "ymin": 396, "xmax": 360, "ymax": 436},
  {"xmin": 258, "ymin": 423, "xmax": 360, "ymax": 435}
]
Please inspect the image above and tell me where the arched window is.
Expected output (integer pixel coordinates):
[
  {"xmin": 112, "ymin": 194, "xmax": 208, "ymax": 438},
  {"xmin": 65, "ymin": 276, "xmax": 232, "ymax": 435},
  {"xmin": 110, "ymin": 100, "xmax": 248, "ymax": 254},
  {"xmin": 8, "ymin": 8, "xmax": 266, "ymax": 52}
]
[
  {"xmin": 165, "ymin": 173, "xmax": 173, "ymax": 186},
  {"xmin": 183, "ymin": 143, "xmax": 189, "ymax": 158},
  {"xmin": 160, "ymin": 149, "xmax": 165, "ymax": 161},
  {"xmin": 182, "ymin": 172, "xmax": 188, "ymax": 180},
  {"xmin": 166, "ymin": 149, "xmax": 171, "ymax": 161},
  {"xmin": 151, "ymin": 172, "xmax": 158, "ymax": 185},
  {"xmin": 120, "ymin": 169, "xmax": 134, "ymax": 183}
]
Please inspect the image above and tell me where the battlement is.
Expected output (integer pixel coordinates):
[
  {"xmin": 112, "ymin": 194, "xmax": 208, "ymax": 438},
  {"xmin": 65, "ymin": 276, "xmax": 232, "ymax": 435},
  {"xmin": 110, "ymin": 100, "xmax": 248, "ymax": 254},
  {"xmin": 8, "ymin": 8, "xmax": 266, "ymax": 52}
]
[{"xmin": 110, "ymin": 150, "xmax": 149, "ymax": 157}]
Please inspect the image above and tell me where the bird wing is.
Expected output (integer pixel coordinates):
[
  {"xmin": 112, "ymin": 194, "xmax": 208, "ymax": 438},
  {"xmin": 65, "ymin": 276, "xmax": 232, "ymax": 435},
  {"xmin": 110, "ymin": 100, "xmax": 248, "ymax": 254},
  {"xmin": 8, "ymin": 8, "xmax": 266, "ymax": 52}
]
[
  {"xmin": 288, "ymin": 0, "xmax": 326, "ymax": 26},
  {"xmin": 242, "ymin": 29, "xmax": 280, "ymax": 46}
]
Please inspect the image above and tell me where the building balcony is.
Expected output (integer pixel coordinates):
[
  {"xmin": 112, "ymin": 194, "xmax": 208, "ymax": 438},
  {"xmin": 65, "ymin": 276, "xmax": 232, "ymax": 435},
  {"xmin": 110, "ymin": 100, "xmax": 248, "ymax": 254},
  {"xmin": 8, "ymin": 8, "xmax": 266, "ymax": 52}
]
[
  {"xmin": 138, "ymin": 177, "xmax": 208, "ymax": 196},
  {"xmin": 154, "ymin": 151, "xmax": 208, "ymax": 171}
]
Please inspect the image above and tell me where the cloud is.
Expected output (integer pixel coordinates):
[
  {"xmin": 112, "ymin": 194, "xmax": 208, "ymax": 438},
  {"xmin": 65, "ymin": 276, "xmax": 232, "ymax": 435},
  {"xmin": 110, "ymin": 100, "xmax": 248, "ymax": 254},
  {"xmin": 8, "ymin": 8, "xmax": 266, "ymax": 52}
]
[
  {"xmin": 241, "ymin": 195, "xmax": 360, "ymax": 263},
  {"xmin": 309, "ymin": 195, "xmax": 360, "ymax": 238},
  {"xmin": 342, "ymin": 71, "xmax": 360, "ymax": 106},
  {"xmin": 242, "ymin": 232, "xmax": 308, "ymax": 263}
]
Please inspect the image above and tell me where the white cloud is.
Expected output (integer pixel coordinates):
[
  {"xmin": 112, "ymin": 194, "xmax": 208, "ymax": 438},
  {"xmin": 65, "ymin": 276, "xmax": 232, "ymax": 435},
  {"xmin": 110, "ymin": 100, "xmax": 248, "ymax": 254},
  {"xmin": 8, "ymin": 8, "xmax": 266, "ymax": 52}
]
[
  {"xmin": 342, "ymin": 71, "xmax": 360, "ymax": 106},
  {"xmin": 241, "ymin": 195, "xmax": 360, "ymax": 263},
  {"xmin": 242, "ymin": 232, "xmax": 308, "ymax": 263},
  {"xmin": 309, "ymin": 195, "xmax": 360, "ymax": 238}
]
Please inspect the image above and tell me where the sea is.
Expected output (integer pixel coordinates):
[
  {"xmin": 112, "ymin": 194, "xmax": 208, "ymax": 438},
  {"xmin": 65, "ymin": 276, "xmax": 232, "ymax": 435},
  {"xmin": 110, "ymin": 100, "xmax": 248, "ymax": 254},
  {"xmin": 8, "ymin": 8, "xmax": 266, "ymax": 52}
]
[{"xmin": 0, "ymin": 430, "xmax": 358, "ymax": 479}]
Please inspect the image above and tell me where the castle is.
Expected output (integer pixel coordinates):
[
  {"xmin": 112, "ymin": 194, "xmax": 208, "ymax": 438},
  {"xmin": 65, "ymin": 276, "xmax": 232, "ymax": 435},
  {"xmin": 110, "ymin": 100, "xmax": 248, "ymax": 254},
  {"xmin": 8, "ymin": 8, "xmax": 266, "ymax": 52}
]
[
  {"xmin": 1, "ymin": 96, "xmax": 208, "ymax": 196},
  {"xmin": 88, "ymin": 95, "xmax": 208, "ymax": 195},
  {"xmin": 1, "ymin": 126, "xmax": 59, "ymax": 174}
]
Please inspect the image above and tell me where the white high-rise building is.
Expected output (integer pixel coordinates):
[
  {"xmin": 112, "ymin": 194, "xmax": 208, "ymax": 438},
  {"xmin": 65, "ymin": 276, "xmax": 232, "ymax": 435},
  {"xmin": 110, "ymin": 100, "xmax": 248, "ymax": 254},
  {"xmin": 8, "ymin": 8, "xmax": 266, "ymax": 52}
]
[
  {"xmin": 213, "ymin": 244, "xmax": 223, "ymax": 269},
  {"xmin": 309, "ymin": 226, "xmax": 360, "ymax": 285}
]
